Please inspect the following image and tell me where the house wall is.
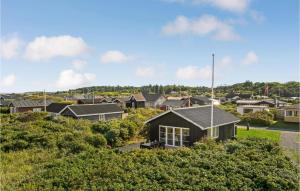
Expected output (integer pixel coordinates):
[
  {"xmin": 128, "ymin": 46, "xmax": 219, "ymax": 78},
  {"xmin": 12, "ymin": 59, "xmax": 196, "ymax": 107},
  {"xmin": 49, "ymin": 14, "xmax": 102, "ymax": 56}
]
[
  {"xmin": 126, "ymin": 99, "xmax": 145, "ymax": 108},
  {"xmin": 78, "ymin": 113, "xmax": 123, "ymax": 121},
  {"xmin": 11, "ymin": 106, "xmax": 45, "ymax": 113},
  {"xmin": 148, "ymin": 112, "xmax": 207, "ymax": 145},
  {"xmin": 218, "ymin": 124, "xmax": 236, "ymax": 141},
  {"xmin": 284, "ymin": 109, "xmax": 300, "ymax": 123},
  {"xmin": 237, "ymin": 106, "xmax": 268, "ymax": 115}
]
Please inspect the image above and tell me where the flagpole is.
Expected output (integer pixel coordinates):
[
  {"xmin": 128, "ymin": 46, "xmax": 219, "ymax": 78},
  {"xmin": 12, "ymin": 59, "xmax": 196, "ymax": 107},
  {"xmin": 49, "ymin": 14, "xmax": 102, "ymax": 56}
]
[
  {"xmin": 44, "ymin": 89, "xmax": 47, "ymax": 112},
  {"xmin": 210, "ymin": 54, "xmax": 215, "ymax": 137}
]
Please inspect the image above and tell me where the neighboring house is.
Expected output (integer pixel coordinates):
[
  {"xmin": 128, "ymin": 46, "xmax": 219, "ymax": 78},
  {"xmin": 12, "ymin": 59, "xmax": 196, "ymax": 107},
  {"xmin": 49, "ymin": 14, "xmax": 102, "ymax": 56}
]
[
  {"xmin": 236, "ymin": 99, "xmax": 287, "ymax": 108},
  {"xmin": 46, "ymin": 103, "xmax": 70, "ymax": 115},
  {"xmin": 160, "ymin": 99, "xmax": 189, "ymax": 111},
  {"xmin": 60, "ymin": 103, "xmax": 123, "ymax": 121},
  {"xmin": 9, "ymin": 100, "xmax": 52, "ymax": 114},
  {"xmin": 126, "ymin": 93, "xmax": 146, "ymax": 108},
  {"xmin": 77, "ymin": 98, "xmax": 104, "ymax": 104},
  {"xmin": 283, "ymin": 104, "xmax": 300, "ymax": 123},
  {"xmin": 190, "ymin": 96, "xmax": 210, "ymax": 106},
  {"xmin": 142, "ymin": 92, "xmax": 166, "ymax": 108},
  {"xmin": 236, "ymin": 100, "xmax": 260, "ymax": 106},
  {"xmin": 145, "ymin": 106, "xmax": 240, "ymax": 147},
  {"xmin": 225, "ymin": 93, "xmax": 252, "ymax": 102},
  {"xmin": 0, "ymin": 96, "xmax": 10, "ymax": 107},
  {"xmin": 237, "ymin": 105, "xmax": 269, "ymax": 115}
]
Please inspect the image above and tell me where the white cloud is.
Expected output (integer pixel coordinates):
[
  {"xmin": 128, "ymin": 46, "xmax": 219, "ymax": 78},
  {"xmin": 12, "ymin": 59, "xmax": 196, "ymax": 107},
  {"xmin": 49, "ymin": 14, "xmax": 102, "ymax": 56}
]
[
  {"xmin": 100, "ymin": 50, "xmax": 129, "ymax": 64},
  {"xmin": 176, "ymin": 65, "xmax": 211, "ymax": 80},
  {"xmin": 242, "ymin": 51, "xmax": 258, "ymax": 65},
  {"xmin": 217, "ymin": 56, "xmax": 233, "ymax": 68},
  {"xmin": 162, "ymin": 15, "xmax": 240, "ymax": 41},
  {"xmin": 197, "ymin": 0, "xmax": 250, "ymax": 13},
  {"xmin": 135, "ymin": 67, "xmax": 155, "ymax": 77},
  {"xmin": 250, "ymin": 10, "xmax": 265, "ymax": 23},
  {"xmin": 56, "ymin": 69, "xmax": 96, "ymax": 89},
  {"xmin": 0, "ymin": 74, "xmax": 16, "ymax": 87},
  {"xmin": 0, "ymin": 37, "xmax": 21, "ymax": 59},
  {"xmin": 25, "ymin": 35, "xmax": 88, "ymax": 61},
  {"xmin": 72, "ymin": 60, "xmax": 87, "ymax": 70},
  {"xmin": 163, "ymin": 0, "xmax": 250, "ymax": 13}
]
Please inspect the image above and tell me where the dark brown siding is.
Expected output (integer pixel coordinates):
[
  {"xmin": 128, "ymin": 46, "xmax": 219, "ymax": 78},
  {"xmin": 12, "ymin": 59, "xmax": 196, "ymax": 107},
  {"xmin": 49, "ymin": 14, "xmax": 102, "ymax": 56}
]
[
  {"xmin": 15, "ymin": 106, "xmax": 45, "ymax": 113},
  {"xmin": 148, "ymin": 112, "xmax": 206, "ymax": 145},
  {"xmin": 147, "ymin": 112, "xmax": 237, "ymax": 145}
]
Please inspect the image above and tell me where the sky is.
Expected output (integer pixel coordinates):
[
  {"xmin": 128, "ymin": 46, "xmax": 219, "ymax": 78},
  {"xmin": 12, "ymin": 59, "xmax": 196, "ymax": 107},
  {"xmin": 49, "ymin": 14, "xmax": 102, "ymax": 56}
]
[{"xmin": 0, "ymin": 0, "xmax": 299, "ymax": 92}]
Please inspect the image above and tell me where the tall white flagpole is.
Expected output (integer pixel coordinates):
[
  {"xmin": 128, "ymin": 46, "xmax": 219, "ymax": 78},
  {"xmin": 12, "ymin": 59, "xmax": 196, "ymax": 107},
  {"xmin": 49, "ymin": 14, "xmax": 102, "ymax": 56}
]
[
  {"xmin": 210, "ymin": 54, "xmax": 215, "ymax": 137},
  {"xmin": 44, "ymin": 89, "xmax": 47, "ymax": 112}
]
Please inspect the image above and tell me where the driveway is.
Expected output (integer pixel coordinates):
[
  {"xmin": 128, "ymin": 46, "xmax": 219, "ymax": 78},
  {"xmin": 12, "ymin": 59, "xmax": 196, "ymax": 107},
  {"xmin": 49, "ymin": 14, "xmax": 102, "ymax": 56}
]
[{"xmin": 280, "ymin": 131, "xmax": 299, "ymax": 151}]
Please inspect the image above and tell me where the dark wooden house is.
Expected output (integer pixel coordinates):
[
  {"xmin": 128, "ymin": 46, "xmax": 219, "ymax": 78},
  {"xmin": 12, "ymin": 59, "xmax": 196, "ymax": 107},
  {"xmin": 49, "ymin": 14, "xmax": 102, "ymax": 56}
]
[
  {"xmin": 60, "ymin": 103, "xmax": 123, "ymax": 121},
  {"xmin": 9, "ymin": 100, "xmax": 52, "ymax": 114},
  {"xmin": 160, "ymin": 99, "xmax": 190, "ymax": 111},
  {"xmin": 126, "ymin": 93, "xmax": 146, "ymax": 108},
  {"xmin": 145, "ymin": 106, "xmax": 240, "ymax": 147},
  {"xmin": 142, "ymin": 92, "xmax": 166, "ymax": 108},
  {"xmin": 46, "ymin": 103, "xmax": 70, "ymax": 115},
  {"xmin": 190, "ymin": 96, "xmax": 210, "ymax": 105}
]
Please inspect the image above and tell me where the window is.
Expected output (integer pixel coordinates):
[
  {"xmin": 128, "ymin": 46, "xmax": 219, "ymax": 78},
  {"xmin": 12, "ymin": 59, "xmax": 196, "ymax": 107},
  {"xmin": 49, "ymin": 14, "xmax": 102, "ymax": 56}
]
[
  {"xmin": 207, "ymin": 126, "xmax": 219, "ymax": 138},
  {"xmin": 33, "ymin": 108, "xmax": 41, "ymax": 112},
  {"xmin": 159, "ymin": 126, "xmax": 189, "ymax": 147},
  {"xmin": 294, "ymin": 111, "xmax": 298, "ymax": 116},
  {"xmin": 99, "ymin": 114, "xmax": 105, "ymax": 121},
  {"xmin": 286, "ymin": 111, "xmax": 293, "ymax": 116}
]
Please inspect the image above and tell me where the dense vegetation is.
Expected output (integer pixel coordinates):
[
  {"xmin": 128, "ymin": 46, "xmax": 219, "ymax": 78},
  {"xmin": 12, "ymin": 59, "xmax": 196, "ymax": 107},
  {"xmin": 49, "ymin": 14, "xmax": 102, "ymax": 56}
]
[
  {"xmin": 1, "ymin": 112, "xmax": 299, "ymax": 190},
  {"xmin": 37, "ymin": 81, "xmax": 299, "ymax": 97},
  {"xmin": 242, "ymin": 111, "xmax": 274, "ymax": 126}
]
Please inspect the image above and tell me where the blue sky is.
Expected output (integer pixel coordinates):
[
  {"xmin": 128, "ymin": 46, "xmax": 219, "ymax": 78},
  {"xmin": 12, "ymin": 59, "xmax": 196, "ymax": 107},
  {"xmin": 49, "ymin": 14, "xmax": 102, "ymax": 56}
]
[{"xmin": 0, "ymin": 0, "xmax": 299, "ymax": 92}]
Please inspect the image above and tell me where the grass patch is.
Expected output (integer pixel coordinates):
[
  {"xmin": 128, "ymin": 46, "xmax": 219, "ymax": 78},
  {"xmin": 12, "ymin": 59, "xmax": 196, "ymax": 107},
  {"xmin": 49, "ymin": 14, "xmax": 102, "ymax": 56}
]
[{"xmin": 237, "ymin": 127, "xmax": 281, "ymax": 142}]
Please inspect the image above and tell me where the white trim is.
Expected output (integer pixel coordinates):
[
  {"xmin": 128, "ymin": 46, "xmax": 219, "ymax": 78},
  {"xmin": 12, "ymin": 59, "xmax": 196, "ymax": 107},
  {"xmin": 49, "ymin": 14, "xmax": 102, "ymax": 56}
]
[
  {"xmin": 144, "ymin": 110, "xmax": 172, "ymax": 124},
  {"xmin": 76, "ymin": 111, "xmax": 124, "ymax": 117},
  {"xmin": 58, "ymin": 105, "xmax": 71, "ymax": 115},
  {"xmin": 203, "ymin": 120, "xmax": 240, "ymax": 130},
  {"xmin": 59, "ymin": 105, "xmax": 123, "ymax": 117},
  {"xmin": 60, "ymin": 106, "xmax": 78, "ymax": 117}
]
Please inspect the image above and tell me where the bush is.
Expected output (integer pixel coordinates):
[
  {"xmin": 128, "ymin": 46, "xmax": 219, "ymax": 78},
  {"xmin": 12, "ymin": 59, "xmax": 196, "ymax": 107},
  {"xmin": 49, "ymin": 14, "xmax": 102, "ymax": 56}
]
[
  {"xmin": 15, "ymin": 139, "xmax": 299, "ymax": 191},
  {"xmin": 242, "ymin": 111, "xmax": 274, "ymax": 126},
  {"xmin": 85, "ymin": 134, "xmax": 107, "ymax": 148}
]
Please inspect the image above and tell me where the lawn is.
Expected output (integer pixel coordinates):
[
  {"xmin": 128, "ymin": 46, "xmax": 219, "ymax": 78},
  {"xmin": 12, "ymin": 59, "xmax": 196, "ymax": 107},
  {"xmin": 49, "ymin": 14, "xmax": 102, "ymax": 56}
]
[{"xmin": 237, "ymin": 127, "xmax": 281, "ymax": 142}]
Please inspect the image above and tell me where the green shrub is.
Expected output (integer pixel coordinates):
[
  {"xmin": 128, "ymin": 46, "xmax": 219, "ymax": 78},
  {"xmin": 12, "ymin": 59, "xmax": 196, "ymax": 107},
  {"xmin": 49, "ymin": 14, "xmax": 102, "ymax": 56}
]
[
  {"xmin": 242, "ymin": 111, "xmax": 274, "ymax": 126},
  {"xmin": 15, "ymin": 139, "xmax": 299, "ymax": 191},
  {"xmin": 85, "ymin": 134, "xmax": 107, "ymax": 148}
]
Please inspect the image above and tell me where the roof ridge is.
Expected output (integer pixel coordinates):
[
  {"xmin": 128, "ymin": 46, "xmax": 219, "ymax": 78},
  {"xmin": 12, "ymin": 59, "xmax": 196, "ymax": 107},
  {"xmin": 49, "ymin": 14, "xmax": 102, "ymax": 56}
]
[
  {"xmin": 71, "ymin": 103, "xmax": 117, "ymax": 106},
  {"xmin": 173, "ymin": 105, "xmax": 211, "ymax": 111}
]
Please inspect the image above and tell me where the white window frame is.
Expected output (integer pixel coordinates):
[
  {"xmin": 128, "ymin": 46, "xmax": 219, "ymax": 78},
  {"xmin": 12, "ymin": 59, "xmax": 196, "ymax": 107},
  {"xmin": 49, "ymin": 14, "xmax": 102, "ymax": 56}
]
[
  {"xmin": 159, "ymin": 125, "xmax": 189, "ymax": 147},
  {"xmin": 99, "ymin": 114, "xmax": 105, "ymax": 121},
  {"xmin": 32, "ymin": 108, "xmax": 42, "ymax": 112},
  {"xmin": 207, "ymin": 126, "xmax": 219, "ymax": 138}
]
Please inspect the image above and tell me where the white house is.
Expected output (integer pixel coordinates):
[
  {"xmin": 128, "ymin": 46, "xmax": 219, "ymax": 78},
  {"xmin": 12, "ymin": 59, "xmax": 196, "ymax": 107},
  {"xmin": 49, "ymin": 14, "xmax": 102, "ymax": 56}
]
[{"xmin": 237, "ymin": 105, "xmax": 269, "ymax": 115}]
